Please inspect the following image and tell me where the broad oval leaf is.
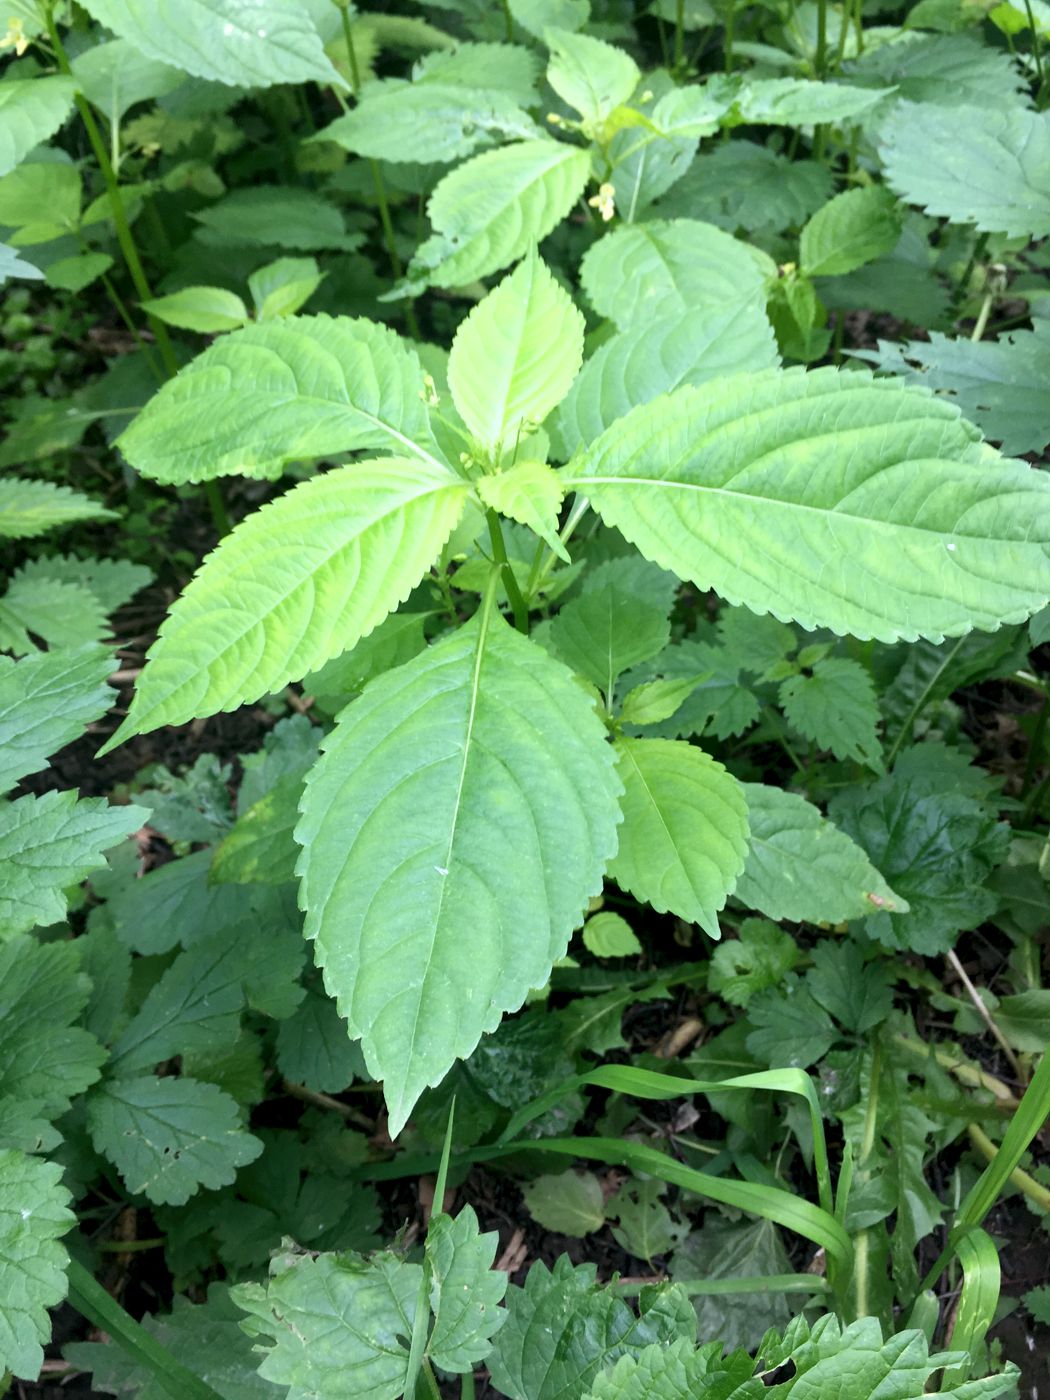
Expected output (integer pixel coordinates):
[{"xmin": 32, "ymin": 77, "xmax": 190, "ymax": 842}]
[
  {"xmin": 799, "ymin": 186, "xmax": 902, "ymax": 279},
  {"xmin": 448, "ymin": 252, "xmax": 584, "ymax": 456},
  {"xmin": 0, "ymin": 78, "xmax": 75, "ymax": 178},
  {"xmin": 117, "ymin": 315, "xmax": 440, "ymax": 484},
  {"xmin": 102, "ymin": 460, "xmax": 468, "ymax": 747},
  {"xmin": 71, "ymin": 39, "xmax": 183, "ymax": 121},
  {"xmin": 609, "ymin": 738, "xmax": 749, "ymax": 938},
  {"xmin": 579, "ymin": 219, "xmax": 775, "ymax": 330},
  {"xmin": 412, "ymin": 140, "xmax": 591, "ymax": 288},
  {"xmin": 565, "ymin": 367, "xmax": 1050, "ymax": 641},
  {"xmin": 735, "ymin": 783, "xmax": 905, "ymax": 923},
  {"xmin": 879, "ymin": 101, "xmax": 1050, "ymax": 238},
  {"xmin": 545, "ymin": 27, "xmax": 640, "ymax": 126},
  {"xmin": 77, "ymin": 0, "xmax": 343, "ymax": 89},
  {"xmin": 296, "ymin": 599, "xmax": 622, "ymax": 1136},
  {"xmin": 733, "ymin": 76, "xmax": 893, "ymax": 126},
  {"xmin": 477, "ymin": 460, "xmax": 568, "ymax": 559}
]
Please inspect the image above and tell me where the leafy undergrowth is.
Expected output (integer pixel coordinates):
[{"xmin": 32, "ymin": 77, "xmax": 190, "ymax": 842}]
[{"xmin": 1, "ymin": 1, "xmax": 1049, "ymax": 1398}]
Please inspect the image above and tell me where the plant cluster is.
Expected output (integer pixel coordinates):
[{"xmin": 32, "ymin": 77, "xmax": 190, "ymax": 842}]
[{"xmin": 1, "ymin": 0, "xmax": 1049, "ymax": 1397}]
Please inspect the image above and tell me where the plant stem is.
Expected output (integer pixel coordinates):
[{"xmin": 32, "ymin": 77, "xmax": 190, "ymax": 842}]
[
  {"xmin": 946, "ymin": 949, "xmax": 1025, "ymax": 1085},
  {"xmin": 486, "ymin": 510, "xmax": 529, "ymax": 633},
  {"xmin": 1023, "ymin": 0, "xmax": 1045, "ymax": 86},
  {"xmin": 969, "ymin": 289, "xmax": 995, "ymax": 342},
  {"xmin": 892, "ymin": 1035, "xmax": 1018, "ymax": 1105},
  {"xmin": 723, "ymin": 0, "xmax": 736, "ymax": 73},
  {"xmin": 884, "ymin": 634, "xmax": 967, "ymax": 767},
  {"xmin": 852, "ymin": 1039, "xmax": 881, "ymax": 1320},
  {"xmin": 967, "ymin": 1123, "xmax": 1050, "ymax": 1211},
  {"xmin": 500, "ymin": 0, "xmax": 514, "ymax": 40},
  {"xmin": 1021, "ymin": 692, "xmax": 1049, "ymax": 798},
  {"xmin": 461, "ymin": 1372, "xmax": 477, "ymax": 1400},
  {"xmin": 674, "ymin": 0, "xmax": 687, "ymax": 74},
  {"xmin": 952, "ymin": 232, "xmax": 989, "ymax": 314},
  {"xmin": 815, "ymin": 0, "xmax": 828, "ymax": 76}
]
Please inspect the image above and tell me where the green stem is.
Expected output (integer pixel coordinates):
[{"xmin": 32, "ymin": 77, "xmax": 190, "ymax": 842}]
[
  {"xmin": 1023, "ymin": 0, "xmax": 1045, "ymax": 86},
  {"xmin": 617, "ymin": 1273, "xmax": 830, "ymax": 1297},
  {"xmin": 969, "ymin": 289, "xmax": 995, "ymax": 342},
  {"xmin": 66, "ymin": 1260, "xmax": 223, "ymax": 1400},
  {"xmin": 420, "ymin": 1360, "xmax": 443, "ymax": 1400},
  {"xmin": 815, "ymin": 0, "xmax": 828, "ymax": 76},
  {"xmin": 884, "ymin": 634, "xmax": 967, "ymax": 767},
  {"xmin": 486, "ymin": 510, "xmax": 529, "ymax": 633},
  {"xmin": 852, "ymin": 1039, "xmax": 881, "ymax": 1321},
  {"xmin": 674, "ymin": 0, "xmax": 687, "ymax": 74},
  {"xmin": 723, "ymin": 0, "xmax": 736, "ymax": 73},
  {"xmin": 461, "ymin": 1372, "xmax": 477, "ymax": 1400},
  {"xmin": 500, "ymin": 0, "xmax": 514, "ymax": 40},
  {"xmin": 952, "ymin": 231, "xmax": 989, "ymax": 314},
  {"xmin": 967, "ymin": 1123, "xmax": 1050, "ymax": 1212}
]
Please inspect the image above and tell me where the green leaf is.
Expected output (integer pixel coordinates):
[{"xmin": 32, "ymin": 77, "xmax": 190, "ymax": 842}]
[
  {"xmin": 661, "ymin": 140, "xmax": 834, "ymax": 237},
  {"xmin": 275, "ymin": 989, "xmax": 363, "ymax": 1093},
  {"xmin": 71, "ymin": 39, "xmax": 183, "ymax": 121},
  {"xmin": 140, "ymin": 286, "xmax": 250, "ymax": 333},
  {"xmin": 746, "ymin": 977, "xmax": 836, "ymax": 1068},
  {"xmin": 0, "ymin": 242, "xmax": 42, "ymax": 282},
  {"xmin": 582, "ymin": 911, "xmax": 641, "ymax": 958},
  {"xmin": 806, "ymin": 940, "xmax": 892, "ymax": 1033},
  {"xmin": 45, "ymin": 250, "xmax": 114, "ymax": 293},
  {"xmin": 0, "ymin": 575, "xmax": 108, "ymax": 655},
  {"xmin": 672, "ymin": 1216, "xmax": 796, "ymax": 1351},
  {"xmin": 411, "ymin": 139, "xmax": 591, "ymax": 288},
  {"xmin": 413, "ymin": 42, "xmax": 542, "ymax": 107},
  {"xmin": 733, "ymin": 77, "xmax": 891, "ymax": 125},
  {"xmin": 211, "ymin": 772, "xmax": 302, "ymax": 885},
  {"xmin": 619, "ymin": 675, "xmax": 705, "ymax": 728},
  {"xmin": 427, "ymin": 1206, "xmax": 509, "ymax": 1370},
  {"xmin": 609, "ymin": 738, "xmax": 749, "ymax": 938},
  {"xmin": 564, "ymin": 367, "xmax": 1050, "ymax": 642},
  {"xmin": 0, "ymin": 643, "xmax": 113, "ymax": 791},
  {"xmin": 103, "ymin": 459, "xmax": 467, "ymax": 747},
  {"xmin": 523, "ymin": 1170, "xmax": 606, "ymax": 1236},
  {"xmin": 609, "ymin": 1178, "xmax": 689, "ymax": 1265},
  {"xmin": 87, "ymin": 1075, "xmax": 263, "ymax": 1206},
  {"xmin": 0, "ymin": 161, "xmax": 80, "ymax": 232},
  {"xmin": 845, "ymin": 31, "xmax": 1027, "ymax": 108},
  {"xmin": 582, "ymin": 1336, "xmax": 760, "ymax": 1400},
  {"xmin": 549, "ymin": 559, "xmax": 673, "ymax": 698},
  {"xmin": 488, "ymin": 1258, "xmax": 695, "ymax": 1400},
  {"xmin": 316, "ymin": 81, "xmax": 537, "ymax": 162},
  {"xmin": 510, "ymin": 0, "xmax": 590, "ymax": 36},
  {"xmin": 248, "ymin": 256, "xmax": 324, "ymax": 320},
  {"xmin": 0, "ymin": 476, "xmax": 114, "ymax": 539},
  {"xmin": 117, "ymin": 315, "xmax": 439, "ymax": 485},
  {"xmin": 76, "ymin": 0, "xmax": 344, "ymax": 89},
  {"xmin": 709, "ymin": 919, "xmax": 800, "ymax": 1007},
  {"xmin": 233, "ymin": 1250, "xmax": 420, "ymax": 1398},
  {"xmin": 800, "ymin": 187, "xmax": 902, "ymax": 278},
  {"xmin": 448, "ymin": 253, "xmax": 584, "ymax": 458},
  {"xmin": 579, "ymin": 220, "xmax": 775, "ymax": 331},
  {"xmin": 553, "ymin": 307, "xmax": 779, "ymax": 459},
  {"xmin": 19, "ymin": 553, "xmax": 152, "ymax": 615},
  {"xmin": 191, "ymin": 186, "xmax": 362, "ymax": 252},
  {"xmin": 779, "ymin": 658, "xmax": 883, "ymax": 770},
  {"xmin": 0, "ymin": 77, "xmax": 75, "ymax": 178},
  {"xmin": 0, "ymin": 1149, "xmax": 74, "ymax": 1380},
  {"xmin": 994, "ymin": 990, "xmax": 1050, "ymax": 1052},
  {"xmin": 879, "ymin": 101, "xmax": 1050, "ymax": 237},
  {"xmin": 297, "ymin": 598, "xmax": 622, "ymax": 1136},
  {"xmin": 735, "ymin": 783, "xmax": 906, "ymax": 924},
  {"xmin": 302, "ymin": 611, "xmax": 430, "ymax": 716},
  {"xmin": 545, "ymin": 27, "xmax": 640, "ymax": 127},
  {"xmin": 478, "ymin": 460, "xmax": 568, "ymax": 559},
  {"xmin": 859, "ymin": 323, "xmax": 1050, "ymax": 457},
  {"xmin": 0, "ymin": 790, "xmax": 147, "ymax": 937}
]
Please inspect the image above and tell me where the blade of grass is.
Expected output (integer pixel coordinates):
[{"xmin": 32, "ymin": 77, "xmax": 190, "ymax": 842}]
[{"xmin": 941, "ymin": 1226, "xmax": 1000, "ymax": 1387}]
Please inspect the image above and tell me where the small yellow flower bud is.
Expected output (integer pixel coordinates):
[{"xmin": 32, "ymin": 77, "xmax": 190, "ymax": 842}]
[
  {"xmin": 587, "ymin": 182, "xmax": 616, "ymax": 222},
  {"xmin": 1, "ymin": 17, "xmax": 29, "ymax": 57}
]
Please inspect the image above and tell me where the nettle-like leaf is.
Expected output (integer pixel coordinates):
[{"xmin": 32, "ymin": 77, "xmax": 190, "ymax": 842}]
[
  {"xmin": 211, "ymin": 772, "xmax": 303, "ymax": 886},
  {"xmin": 609, "ymin": 738, "xmax": 749, "ymax": 938},
  {"xmin": 0, "ymin": 77, "xmax": 75, "ymax": 178},
  {"xmin": 545, "ymin": 26, "xmax": 640, "ymax": 127},
  {"xmin": 86, "ymin": 1075, "xmax": 263, "ymax": 1207},
  {"xmin": 316, "ymin": 81, "xmax": 537, "ymax": 163},
  {"xmin": 799, "ymin": 186, "xmax": 902, "ymax": 278},
  {"xmin": 549, "ymin": 559, "xmax": 673, "ymax": 699},
  {"xmin": 76, "ymin": 0, "xmax": 344, "ymax": 89},
  {"xmin": 0, "ymin": 643, "xmax": 113, "ymax": 792},
  {"xmin": 478, "ymin": 461, "xmax": 567, "ymax": 559},
  {"xmin": 661, "ymin": 140, "xmax": 834, "ymax": 237},
  {"xmin": 117, "ymin": 316, "xmax": 439, "ymax": 484},
  {"xmin": 411, "ymin": 139, "xmax": 593, "ymax": 287},
  {"xmin": 564, "ymin": 367, "xmax": 1050, "ymax": 642},
  {"xmin": 297, "ymin": 598, "xmax": 621, "ymax": 1135},
  {"xmin": 583, "ymin": 1336, "xmax": 761, "ymax": 1400},
  {"xmin": 735, "ymin": 784, "xmax": 905, "ymax": 924},
  {"xmin": 70, "ymin": 38, "xmax": 183, "ymax": 122},
  {"xmin": 413, "ymin": 42, "xmax": 542, "ymax": 107},
  {"xmin": 448, "ymin": 253, "xmax": 584, "ymax": 458},
  {"xmin": 845, "ymin": 32, "xmax": 1028, "ymax": 110},
  {"xmin": 426, "ymin": 1206, "xmax": 508, "ymax": 1370},
  {"xmin": 553, "ymin": 307, "xmax": 779, "ymax": 459},
  {"xmin": 103, "ymin": 460, "xmax": 468, "ymax": 748},
  {"xmin": 879, "ymin": 101, "xmax": 1050, "ymax": 238},
  {"xmin": 0, "ymin": 790, "xmax": 147, "ymax": 938},
  {"xmin": 0, "ymin": 1150, "xmax": 74, "ymax": 1381},
  {"xmin": 580, "ymin": 219, "xmax": 775, "ymax": 330},
  {"xmin": 779, "ymin": 657, "xmax": 883, "ymax": 770},
  {"xmin": 192, "ymin": 187, "xmax": 362, "ymax": 254},
  {"xmin": 708, "ymin": 918, "xmax": 800, "ymax": 1007},
  {"xmin": 731, "ymin": 77, "xmax": 892, "ymax": 126},
  {"xmin": 0, "ymin": 476, "xmax": 114, "ymax": 539}
]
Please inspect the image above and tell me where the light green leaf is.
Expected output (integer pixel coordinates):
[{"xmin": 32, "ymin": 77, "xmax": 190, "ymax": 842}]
[
  {"xmin": 44, "ymin": 251, "xmax": 114, "ymax": 293},
  {"xmin": 76, "ymin": 0, "xmax": 344, "ymax": 89},
  {"xmin": 619, "ymin": 675, "xmax": 706, "ymax": 728},
  {"xmin": 581, "ymin": 1336, "xmax": 760, "ymax": 1400},
  {"xmin": 448, "ymin": 253, "xmax": 584, "ymax": 457},
  {"xmin": 296, "ymin": 598, "xmax": 622, "ymax": 1136},
  {"xmin": 879, "ymin": 101, "xmax": 1050, "ymax": 238},
  {"xmin": 316, "ymin": 81, "xmax": 537, "ymax": 162},
  {"xmin": 735, "ymin": 783, "xmax": 906, "ymax": 923},
  {"xmin": 477, "ymin": 461, "xmax": 568, "ymax": 560},
  {"xmin": 211, "ymin": 772, "xmax": 302, "ymax": 885},
  {"xmin": 104, "ymin": 459, "xmax": 467, "ymax": 748},
  {"xmin": 709, "ymin": 918, "xmax": 800, "ymax": 1007},
  {"xmin": 302, "ymin": 611, "xmax": 430, "ymax": 716},
  {"xmin": 86, "ymin": 1075, "xmax": 263, "ymax": 1206},
  {"xmin": 579, "ymin": 220, "xmax": 775, "ymax": 331},
  {"xmin": 0, "ymin": 643, "xmax": 113, "ymax": 792},
  {"xmin": 0, "ymin": 575, "xmax": 107, "ymax": 654},
  {"xmin": 733, "ymin": 77, "xmax": 892, "ymax": 126},
  {"xmin": 413, "ymin": 42, "xmax": 541, "ymax": 107},
  {"xmin": 779, "ymin": 658, "xmax": 883, "ymax": 770},
  {"xmin": 609, "ymin": 738, "xmax": 748, "ymax": 938},
  {"xmin": 19, "ymin": 553, "xmax": 152, "ymax": 614},
  {"xmin": 553, "ymin": 306, "xmax": 779, "ymax": 458},
  {"xmin": 192, "ymin": 186, "xmax": 362, "ymax": 251},
  {"xmin": 116, "ymin": 315, "xmax": 440, "ymax": 484},
  {"xmin": 510, "ymin": 0, "xmax": 590, "ymax": 36},
  {"xmin": 233, "ymin": 1251, "xmax": 419, "ymax": 1398},
  {"xmin": 427, "ymin": 1206, "xmax": 508, "ymax": 1371},
  {"xmin": 71, "ymin": 39, "xmax": 183, "ymax": 121},
  {"xmin": 564, "ymin": 367, "xmax": 1050, "ymax": 642},
  {"xmin": 0, "ymin": 77, "xmax": 75, "ymax": 178},
  {"xmin": 549, "ymin": 559, "xmax": 672, "ymax": 698},
  {"xmin": 0, "ymin": 1149, "xmax": 74, "ymax": 1381},
  {"xmin": 608, "ymin": 1178, "xmax": 688, "ymax": 1264},
  {"xmin": 0, "ymin": 161, "xmax": 80, "ymax": 232},
  {"xmin": 800, "ymin": 186, "xmax": 902, "ymax": 278},
  {"xmin": 141, "ymin": 286, "xmax": 250, "ymax": 333},
  {"xmin": 248, "ymin": 256, "xmax": 324, "ymax": 320},
  {"xmin": 0, "ymin": 242, "xmax": 42, "ymax": 281},
  {"xmin": 275, "ymin": 989, "xmax": 362, "ymax": 1093},
  {"xmin": 545, "ymin": 27, "xmax": 640, "ymax": 127},
  {"xmin": 582, "ymin": 911, "xmax": 641, "ymax": 957},
  {"xmin": 0, "ymin": 791, "xmax": 148, "ymax": 938},
  {"xmin": 0, "ymin": 476, "xmax": 114, "ymax": 539},
  {"xmin": 845, "ymin": 31, "xmax": 1027, "ymax": 108},
  {"xmin": 523, "ymin": 1171, "xmax": 606, "ymax": 1236},
  {"xmin": 412, "ymin": 139, "xmax": 591, "ymax": 288}
]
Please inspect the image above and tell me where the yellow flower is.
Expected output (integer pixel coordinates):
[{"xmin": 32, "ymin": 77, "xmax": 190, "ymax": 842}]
[
  {"xmin": 1, "ymin": 17, "xmax": 29, "ymax": 57},
  {"xmin": 588, "ymin": 182, "xmax": 616, "ymax": 222}
]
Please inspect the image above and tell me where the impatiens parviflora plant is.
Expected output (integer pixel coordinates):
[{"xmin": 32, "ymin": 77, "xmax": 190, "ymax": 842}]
[{"xmin": 99, "ymin": 249, "xmax": 1050, "ymax": 1139}]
